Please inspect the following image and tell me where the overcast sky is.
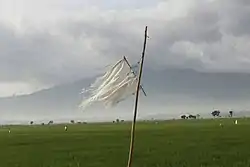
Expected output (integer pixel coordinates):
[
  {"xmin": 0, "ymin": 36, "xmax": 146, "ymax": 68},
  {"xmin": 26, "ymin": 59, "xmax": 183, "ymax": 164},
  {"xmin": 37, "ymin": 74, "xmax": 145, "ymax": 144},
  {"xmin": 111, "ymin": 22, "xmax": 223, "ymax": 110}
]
[{"xmin": 0, "ymin": 0, "xmax": 250, "ymax": 97}]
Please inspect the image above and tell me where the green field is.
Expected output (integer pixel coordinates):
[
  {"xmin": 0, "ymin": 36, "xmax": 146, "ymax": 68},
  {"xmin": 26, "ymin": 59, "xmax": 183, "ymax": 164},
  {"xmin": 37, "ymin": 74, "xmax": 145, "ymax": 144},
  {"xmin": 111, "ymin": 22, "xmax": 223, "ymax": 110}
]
[{"xmin": 0, "ymin": 118, "xmax": 250, "ymax": 167}]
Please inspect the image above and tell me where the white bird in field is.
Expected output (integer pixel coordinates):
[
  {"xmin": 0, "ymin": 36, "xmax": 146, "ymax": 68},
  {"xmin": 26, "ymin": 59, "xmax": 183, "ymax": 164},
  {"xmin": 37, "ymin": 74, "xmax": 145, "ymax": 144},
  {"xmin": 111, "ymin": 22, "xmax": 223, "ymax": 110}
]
[
  {"xmin": 64, "ymin": 126, "xmax": 68, "ymax": 131},
  {"xmin": 235, "ymin": 120, "xmax": 238, "ymax": 125}
]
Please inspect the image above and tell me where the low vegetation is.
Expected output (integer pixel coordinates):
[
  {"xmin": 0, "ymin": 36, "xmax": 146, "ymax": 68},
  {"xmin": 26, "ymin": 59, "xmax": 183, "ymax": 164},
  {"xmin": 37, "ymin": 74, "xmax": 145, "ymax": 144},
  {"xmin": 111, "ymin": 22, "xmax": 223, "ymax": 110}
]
[{"xmin": 0, "ymin": 118, "xmax": 249, "ymax": 167}]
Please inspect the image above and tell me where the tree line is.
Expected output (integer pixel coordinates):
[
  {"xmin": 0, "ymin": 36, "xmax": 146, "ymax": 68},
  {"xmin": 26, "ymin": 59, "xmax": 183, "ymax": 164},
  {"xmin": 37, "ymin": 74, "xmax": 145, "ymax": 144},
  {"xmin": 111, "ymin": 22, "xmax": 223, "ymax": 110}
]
[{"xmin": 181, "ymin": 110, "xmax": 234, "ymax": 119}]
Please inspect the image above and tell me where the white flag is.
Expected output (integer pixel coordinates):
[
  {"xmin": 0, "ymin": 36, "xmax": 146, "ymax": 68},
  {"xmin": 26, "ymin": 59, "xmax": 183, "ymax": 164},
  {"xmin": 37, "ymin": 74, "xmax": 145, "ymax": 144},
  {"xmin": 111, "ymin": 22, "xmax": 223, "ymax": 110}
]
[{"xmin": 79, "ymin": 58, "xmax": 138, "ymax": 110}]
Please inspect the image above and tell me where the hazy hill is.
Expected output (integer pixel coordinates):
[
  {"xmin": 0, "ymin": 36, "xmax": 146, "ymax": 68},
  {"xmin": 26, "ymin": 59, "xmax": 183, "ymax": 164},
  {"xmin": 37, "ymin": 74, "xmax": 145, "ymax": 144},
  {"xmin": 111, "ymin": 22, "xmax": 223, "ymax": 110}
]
[{"xmin": 1, "ymin": 68, "xmax": 250, "ymax": 123}]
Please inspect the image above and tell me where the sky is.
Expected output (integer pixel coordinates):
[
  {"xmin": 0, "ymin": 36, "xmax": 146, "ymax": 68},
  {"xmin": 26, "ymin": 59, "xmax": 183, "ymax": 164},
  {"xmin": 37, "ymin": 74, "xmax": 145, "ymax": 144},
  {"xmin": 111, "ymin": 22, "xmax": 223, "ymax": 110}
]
[{"xmin": 1, "ymin": 0, "xmax": 250, "ymax": 97}]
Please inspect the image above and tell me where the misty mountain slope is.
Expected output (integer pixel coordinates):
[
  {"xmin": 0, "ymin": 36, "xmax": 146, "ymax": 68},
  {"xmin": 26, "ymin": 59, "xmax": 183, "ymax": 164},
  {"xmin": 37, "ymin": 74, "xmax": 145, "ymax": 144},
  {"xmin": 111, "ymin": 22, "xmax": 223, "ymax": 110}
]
[
  {"xmin": 1, "ymin": 68, "xmax": 250, "ymax": 119},
  {"xmin": 0, "ymin": 78, "xmax": 91, "ymax": 113},
  {"xmin": 143, "ymin": 68, "xmax": 250, "ymax": 99}
]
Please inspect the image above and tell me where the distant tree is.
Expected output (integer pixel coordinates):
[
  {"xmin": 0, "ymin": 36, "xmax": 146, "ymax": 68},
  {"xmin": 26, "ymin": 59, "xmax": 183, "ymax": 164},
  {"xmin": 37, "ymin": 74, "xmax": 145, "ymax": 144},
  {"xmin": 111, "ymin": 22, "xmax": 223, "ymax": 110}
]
[
  {"xmin": 116, "ymin": 119, "xmax": 120, "ymax": 123},
  {"xmin": 181, "ymin": 115, "xmax": 187, "ymax": 119},
  {"xmin": 48, "ymin": 120, "xmax": 53, "ymax": 125},
  {"xmin": 30, "ymin": 121, "xmax": 34, "ymax": 125},
  {"xmin": 188, "ymin": 115, "xmax": 197, "ymax": 119},
  {"xmin": 229, "ymin": 111, "xmax": 233, "ymax": 117},
  {"xmin": 211, "ymin": 110, "xmax": 220, "ymax": 117},
  {"xmin": 217, "ymin": 111, "xmax": 221, "ymax": 117},
  {"xmin": 70, "ymin": 120, "xmax": 75, "ymax": 124},
  {"xmin": 211, "ymin": 111, "xmax": 216, "ymax": 117},
  {"xmin": 41, "ymin": 123, "xmax": 45, "ymax": 125},
  {"xmin": 121, "ymin": 120, "xmax": 125, "ymax": 122},
  {"xmin": 112, "ymin": 121, "xmax": 115, "ymax": 123},
  {"xmin": 77, "ymin": 122, "xmax": 81, "ymax": 124}
]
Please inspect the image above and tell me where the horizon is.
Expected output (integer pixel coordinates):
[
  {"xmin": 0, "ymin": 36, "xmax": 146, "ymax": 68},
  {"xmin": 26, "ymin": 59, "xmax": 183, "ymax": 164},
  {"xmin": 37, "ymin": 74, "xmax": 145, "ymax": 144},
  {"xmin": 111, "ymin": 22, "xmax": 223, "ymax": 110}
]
[{"xmin": 1, "ymin": 0, "xmax": 250, "ymax": 122}]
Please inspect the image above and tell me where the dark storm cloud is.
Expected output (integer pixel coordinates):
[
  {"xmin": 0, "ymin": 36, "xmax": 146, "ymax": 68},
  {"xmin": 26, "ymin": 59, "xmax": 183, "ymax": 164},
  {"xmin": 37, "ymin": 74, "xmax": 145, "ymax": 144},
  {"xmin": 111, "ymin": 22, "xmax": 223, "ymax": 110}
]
[{"xmin": 1, "ymin": 0, "xmax": 250, "ymax": 95}]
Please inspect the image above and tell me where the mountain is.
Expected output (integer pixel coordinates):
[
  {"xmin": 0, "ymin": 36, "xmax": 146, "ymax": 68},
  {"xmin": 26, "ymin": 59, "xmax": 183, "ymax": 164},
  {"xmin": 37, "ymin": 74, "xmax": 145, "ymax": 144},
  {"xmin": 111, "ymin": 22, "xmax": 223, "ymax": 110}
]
[{"xmin": 1, "ymin": 68, "xmax": 250, "ymax": 123}]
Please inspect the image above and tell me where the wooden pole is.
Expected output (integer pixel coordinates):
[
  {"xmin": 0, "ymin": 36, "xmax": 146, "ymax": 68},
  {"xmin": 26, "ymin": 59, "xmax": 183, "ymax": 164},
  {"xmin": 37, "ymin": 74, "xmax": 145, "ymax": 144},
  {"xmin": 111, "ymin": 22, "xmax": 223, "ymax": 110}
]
[
  {"xmin": 127, "ymin": 26, "xmax": 148, "ymax": 167},
  {"xmin": 123, "ymin": 56, "xmax": 147, "ymax": 96}
]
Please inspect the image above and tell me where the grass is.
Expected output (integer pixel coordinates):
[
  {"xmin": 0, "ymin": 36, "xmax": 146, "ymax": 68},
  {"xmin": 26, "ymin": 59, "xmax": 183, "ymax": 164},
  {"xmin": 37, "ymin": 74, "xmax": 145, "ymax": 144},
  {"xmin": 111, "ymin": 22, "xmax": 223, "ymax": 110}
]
[{"xmin": 0, "ymin": 118, "xmax": 250, "ymax": 167}]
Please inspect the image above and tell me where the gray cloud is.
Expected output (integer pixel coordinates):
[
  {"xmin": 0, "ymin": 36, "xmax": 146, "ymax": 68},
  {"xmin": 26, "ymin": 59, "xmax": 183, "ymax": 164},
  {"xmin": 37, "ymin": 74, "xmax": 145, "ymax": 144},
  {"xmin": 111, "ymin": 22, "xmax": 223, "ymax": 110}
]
[{"xmin": 1, "ymin": 0, "xmax": 250, "ymax": 96}]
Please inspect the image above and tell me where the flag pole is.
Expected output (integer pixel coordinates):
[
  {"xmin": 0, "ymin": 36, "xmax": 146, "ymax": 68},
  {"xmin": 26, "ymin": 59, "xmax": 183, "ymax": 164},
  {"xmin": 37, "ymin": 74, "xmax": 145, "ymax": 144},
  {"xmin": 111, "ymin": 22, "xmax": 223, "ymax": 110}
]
[
  {"xmin": 127, "ymin": 26, "xmax": 148, "ymax": 167},
  {"xmin": 123, "ymin": 56, "xmax": 147, "ymax": 96}
]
